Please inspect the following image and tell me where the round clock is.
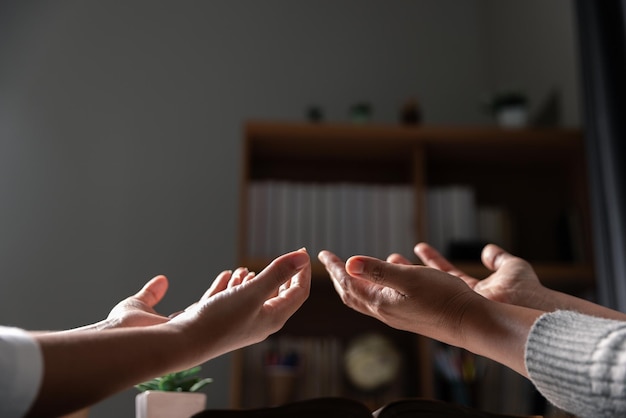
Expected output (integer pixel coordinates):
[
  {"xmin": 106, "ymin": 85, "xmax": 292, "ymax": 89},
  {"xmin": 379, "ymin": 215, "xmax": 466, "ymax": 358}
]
[{"xmin": 343, "ymin": 333, "xmax": 402, "ymax": 392}]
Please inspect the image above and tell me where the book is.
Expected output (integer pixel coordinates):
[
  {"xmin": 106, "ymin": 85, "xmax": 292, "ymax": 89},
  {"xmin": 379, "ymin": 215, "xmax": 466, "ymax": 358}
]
[{"xmin": 192, "ymin": 396, "xmax": 542, "ymax": 418}]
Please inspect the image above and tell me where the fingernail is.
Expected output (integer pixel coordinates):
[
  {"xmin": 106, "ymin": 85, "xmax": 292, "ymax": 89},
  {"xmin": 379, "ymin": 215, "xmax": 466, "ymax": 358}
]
[
  {"xmin": 349, "ymin": 259, "xmax": 365, "ymax": 274},
  {"xmin": 298, "ymin": 247, "xmax": 308, "ymax": 252}
]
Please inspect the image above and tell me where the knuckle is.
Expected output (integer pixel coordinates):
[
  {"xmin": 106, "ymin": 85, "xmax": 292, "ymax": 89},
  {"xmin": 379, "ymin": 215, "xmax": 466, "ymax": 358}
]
[
  {"xmin": 340, "ymin": 292, "xmax": 354, "ymax": 307},
  {"xmin": 269, "ymin": 259, "xmax": 292, "ymax": 287},
  {"xmin": 370, "ymin": 263, "xmax": 386, "ymax": 284}
]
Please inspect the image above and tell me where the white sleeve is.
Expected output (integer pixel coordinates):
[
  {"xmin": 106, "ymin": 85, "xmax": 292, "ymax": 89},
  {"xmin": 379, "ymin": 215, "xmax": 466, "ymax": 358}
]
[{"xmin": 0, "ymin": 326, "xmax": 43, "ymax": 418}]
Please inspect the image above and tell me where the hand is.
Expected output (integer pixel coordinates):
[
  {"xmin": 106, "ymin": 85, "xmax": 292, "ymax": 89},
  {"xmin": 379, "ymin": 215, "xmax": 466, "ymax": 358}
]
[
  {"xmin": 105, "ymin": 275, "xmax": 172, "ymax": 328},
  {"xmin": 168, "ymin": 249, "xmax": 311, "ymax": 358},
  {"xmin": 106, "ymin": 266, "xmax": 262, "ymax": 328},
  {"xmin": 65, "ymin": 275, "xmax": 173, "ymax": 333},
  {"xmin": 29, "ymin": 250, "xmax": 311, "ymax": 417},
  {"xmin": 389, "ymin": 243, "xmax": 545, "ymax": 308},
  {"xmin": 318, "ymin": 250, "xmax": 480, "ymax": 347}
]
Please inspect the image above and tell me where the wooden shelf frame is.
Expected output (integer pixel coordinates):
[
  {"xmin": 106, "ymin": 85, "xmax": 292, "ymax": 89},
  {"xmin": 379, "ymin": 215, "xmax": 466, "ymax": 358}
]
[{"xmin": 234, "ymin": 120, "xmax": 596, "ymax": 408}]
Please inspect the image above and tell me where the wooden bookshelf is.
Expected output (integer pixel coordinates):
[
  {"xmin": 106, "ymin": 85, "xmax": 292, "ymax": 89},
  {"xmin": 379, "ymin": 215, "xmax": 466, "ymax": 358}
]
[{"xmin": 233, "ymin": 120, "xmax": 595, "ymax": 411}]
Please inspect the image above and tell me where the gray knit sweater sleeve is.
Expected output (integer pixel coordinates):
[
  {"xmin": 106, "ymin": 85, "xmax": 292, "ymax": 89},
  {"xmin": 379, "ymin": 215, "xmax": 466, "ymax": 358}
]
[{"xmin": 525, "ymin": 310, "xmax": 626, "ymax": 418}]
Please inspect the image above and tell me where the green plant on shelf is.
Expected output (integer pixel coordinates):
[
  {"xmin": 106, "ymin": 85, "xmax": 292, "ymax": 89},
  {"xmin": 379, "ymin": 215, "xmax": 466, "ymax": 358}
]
[
  {"xmin": 135, "ymin": 366, "xmax": 213, "ymax": 393},
  {"xmin": 483, "ymin": 91, "xmax": 528, "ymax": 114}
]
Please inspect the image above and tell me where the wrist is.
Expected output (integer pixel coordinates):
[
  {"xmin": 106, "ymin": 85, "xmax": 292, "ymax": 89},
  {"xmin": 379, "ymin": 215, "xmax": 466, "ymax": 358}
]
[
  {"xmin": 511, "ymin": 282, "xmax": 550, "ymax": 311},
  {"xmin": 65, "ymin": 318, "xmax": 118, "ymax": 333},
  {"xmin": 460, "ymin": 298, "xmax": 543, "ymax": 377}
]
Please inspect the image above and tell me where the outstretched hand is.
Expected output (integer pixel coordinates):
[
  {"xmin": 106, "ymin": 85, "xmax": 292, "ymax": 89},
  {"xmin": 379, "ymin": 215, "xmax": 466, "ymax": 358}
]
[
  {"xmin": 84, "ymin": 249, "xmax": 312, "ymax": 343},
  {"xmin": 105, "ymin": 275, "xmax": 172, "ymax": 328},
  {"xmin": 29, "ymin": 250, "xmax": 311, "ymax": 417},
  {"xmin": 319, "ymin": 248, "xmax": 543, "ymax": 377},
  {"xmin": 388, "ymin": 243, "xmax": 544, "ymax": 308},
  {"xmin": 318, "ymin": 250, "xmax": 479, "ymax": 347},
  {"xmin": 168, "ymin": 249, "xmax": 311, "ymax": 357}
]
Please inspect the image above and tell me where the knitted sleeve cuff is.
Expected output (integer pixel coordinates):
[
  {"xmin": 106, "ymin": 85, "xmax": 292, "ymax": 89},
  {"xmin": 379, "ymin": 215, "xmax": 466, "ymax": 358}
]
[{"xmin": 525, "ymin": 310, "xmax": 626, "ymax": 418}]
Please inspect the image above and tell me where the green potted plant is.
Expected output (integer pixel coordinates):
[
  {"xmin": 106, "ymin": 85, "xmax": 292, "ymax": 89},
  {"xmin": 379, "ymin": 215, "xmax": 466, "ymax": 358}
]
[{"xmin": 135, "ymin": 366, "xmax": 212, "ymax": 418}]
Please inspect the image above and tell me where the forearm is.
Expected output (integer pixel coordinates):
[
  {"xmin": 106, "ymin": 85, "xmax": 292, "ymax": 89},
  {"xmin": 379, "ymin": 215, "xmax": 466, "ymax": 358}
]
[
  {"xmin": 60, "ymin": 319, "xmax": 118, "ymax": 333},
  {"xmin": 523, "ymin": 286, "xmax": 626, "ymax": 321},
  {"xmin": 27, "ymin": 325, "xmax": 205, "ymax": 418},
  {"xmin": 460, "ymin": 299, "xmax": 543, "ymax": 378}
]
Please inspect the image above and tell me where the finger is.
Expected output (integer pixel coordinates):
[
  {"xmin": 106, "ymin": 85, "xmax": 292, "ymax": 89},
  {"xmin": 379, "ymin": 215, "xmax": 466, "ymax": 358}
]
[
  {"xmin": 203, "ymin": 270, "xmax": 233, "ymax": 299},
  {"xmin": 319, "ymin": 250, "xmax": 382, "ymax": 313},
  {"xmin": 264, "ymin": 253, "xmax": 311, "ymax": 317},
  {"xmin": 228, "ymin": 267, "xmax": 249, "ymax": 288},
  {"xmin": 243, "ymin": 271, "xmax": 256, "ymax": 283},
  {"xmin": 345, "ymin": 255, "xmax": 421, "ymax": 294},
  {"xmin": 133, "ymin": 275, "xmax": 169, "ymax": 308},
  {"xmin": 318, "ymin": 250, "xmax": 351, "ymax": 300},
  {"xmin": 414, "ymin": 243, "xmax": 475, "ymax": 281},
  {"xmin": 279, "ymin": 276, "xmax": 292, "ymax": 294},
  {"xmin": 249, "ymin": 249, "xmax": 310, "ymax": 299},
  {"xmin": 319, "ymin": 250, "xmax": 345, "ymax": 296},
  {"xmin": 481, "ymin": 244, "xmax": 517, "ymax": 271},
  {"xmin": 387, "ymin": 253, "xmax": 412, "ymax": 265},
  {"xmin": 260, "ymin": 251, "xmax": 311, "ymax": 330}
]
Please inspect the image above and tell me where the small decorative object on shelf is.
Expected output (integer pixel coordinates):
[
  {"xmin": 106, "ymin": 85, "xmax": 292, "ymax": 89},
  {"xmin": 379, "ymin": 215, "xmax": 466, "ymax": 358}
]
[
  {"xmin": 135, "ymin": 366, "xmax": 212, "ymax": 418},
  {"xmin": 306, "ymin": 105, "xmax": 324, "ymax": 123},
  {"xmin": 349, "ymin": 101, "xmax": 373, "ymax": 123},
  {"xmin": 484, "ymin": 91, "xmax": 529, "ymax": 128},
  {"xmin": 399, "ymin": 97, "xmax": 422, "ymax": 125}
]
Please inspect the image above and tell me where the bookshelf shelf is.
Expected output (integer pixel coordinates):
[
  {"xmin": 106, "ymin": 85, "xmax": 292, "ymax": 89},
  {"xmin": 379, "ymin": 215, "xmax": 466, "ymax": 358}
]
[{"xmin": 234, "ymin": 120, "xmax": 595, "ymax": 411}]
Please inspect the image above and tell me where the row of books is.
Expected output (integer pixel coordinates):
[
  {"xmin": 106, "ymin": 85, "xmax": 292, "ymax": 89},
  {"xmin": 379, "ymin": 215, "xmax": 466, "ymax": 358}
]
[
  {"xmin": 426, "ymin": 186, "xmax": 513, "ymax": 258},
  {"xmin": 245, "ymin": 180, "xmax": 517, "ymax": 261},
  {"xmin": 246, "ymin": 181, "xmax": 416, "ymax": 260}
]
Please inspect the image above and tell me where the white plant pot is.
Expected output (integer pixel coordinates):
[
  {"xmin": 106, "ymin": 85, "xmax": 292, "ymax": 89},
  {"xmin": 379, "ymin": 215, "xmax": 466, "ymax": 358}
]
[
  {"xmin": 496, "ymin": 106, "xmax": 528, "ymax": 128},
  {"xmin": 136, "ymin": 391, "xmax": 206, "ymax": 418}
]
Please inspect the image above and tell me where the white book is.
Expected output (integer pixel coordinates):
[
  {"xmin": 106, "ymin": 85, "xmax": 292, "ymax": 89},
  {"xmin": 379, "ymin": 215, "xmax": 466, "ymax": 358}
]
[
  {"xmin": 293, "ymin": 183, "xmax": 305, "ymax": 251},
  {"xmin": 324, "ymin": 185, "xmax": 342, "ymax": 256},
  {"xmin": 400, "ymin": 186, "xmax": 416, "ymax": 255},
  {"xmin": 388, "ymin": 185, "xmax": 405, "ymax": 256},
  {"xmin": 264, "ymin": 181, "xmax": 278, "ymax": 258},
  {"xmin": 371, "ymin": 185, "xmax": 389, "ymax": 259},
  {"xmin": 448, "ymin": 185, "xmax": 477, "ymax": 242},
  {"xmin": 246, "ymin": 182, "xmax": 264, "ymax": 257},
  {"xmin": 339, "ymin": 184, "xmax": 358, "ymax": 259},
  {"xmin": 360, "ymin": 185, "xmax": 377, "ymax": 257},
  {"xmin": 272, "ymin": 181, "xmax": 293, "ymax": 255},
  {"xmin": 298, "ymin": 183, "xmax": 313, "ymax": 251},
  {"xmin": 426, "ymin": 188, "xmax": 445, "ymax": 254},
  {"xmin": 280, "ymin": 182, "xmax": 302, "ymax": 254},
  {"xmin": 309, "ymin": 183, "xmax": 325, "ymax": 255},
  {"xmin": 478, "ymin": 205, "xmax": 512, "ymax": 249},
  {"xmin": 353, "ymin": 184, "xmax": 368, "ymax": 255}
]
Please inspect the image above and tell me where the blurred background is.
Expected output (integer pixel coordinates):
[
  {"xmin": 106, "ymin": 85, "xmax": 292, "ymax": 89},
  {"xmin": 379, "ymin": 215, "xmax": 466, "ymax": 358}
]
[{"xmin": 0, "ymin": 1, "xmax": 580, "ymax": 416}]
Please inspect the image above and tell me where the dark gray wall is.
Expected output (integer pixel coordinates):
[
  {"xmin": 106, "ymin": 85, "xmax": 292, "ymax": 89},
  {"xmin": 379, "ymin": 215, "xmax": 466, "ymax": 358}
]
[{"xmin": 0, "ymin": 1, "xmax": 577, "ymax": 416}]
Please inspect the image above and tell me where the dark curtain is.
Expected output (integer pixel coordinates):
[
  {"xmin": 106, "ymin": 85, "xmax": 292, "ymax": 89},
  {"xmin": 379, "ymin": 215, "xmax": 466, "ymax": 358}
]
[{"xmin": 575, "ymin": 0, "xmax": 626, "ymax": 311}]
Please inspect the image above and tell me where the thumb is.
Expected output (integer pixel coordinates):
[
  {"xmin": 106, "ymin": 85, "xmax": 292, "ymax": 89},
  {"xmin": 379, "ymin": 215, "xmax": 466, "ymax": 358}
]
[
  {"xmin": 252, "ymin": 249, "xmax": 310, "ymax": 296},
  {"xmin": 345, "ymin": 255, "xmax": 412, "ymax": 291},
  {"xmin": 134, "ymin": 275, "xmax": 169, "ymax": 308},
  {"xmin": 481, "ymin": 244, "xmax": 517, "ymax": 271}
]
